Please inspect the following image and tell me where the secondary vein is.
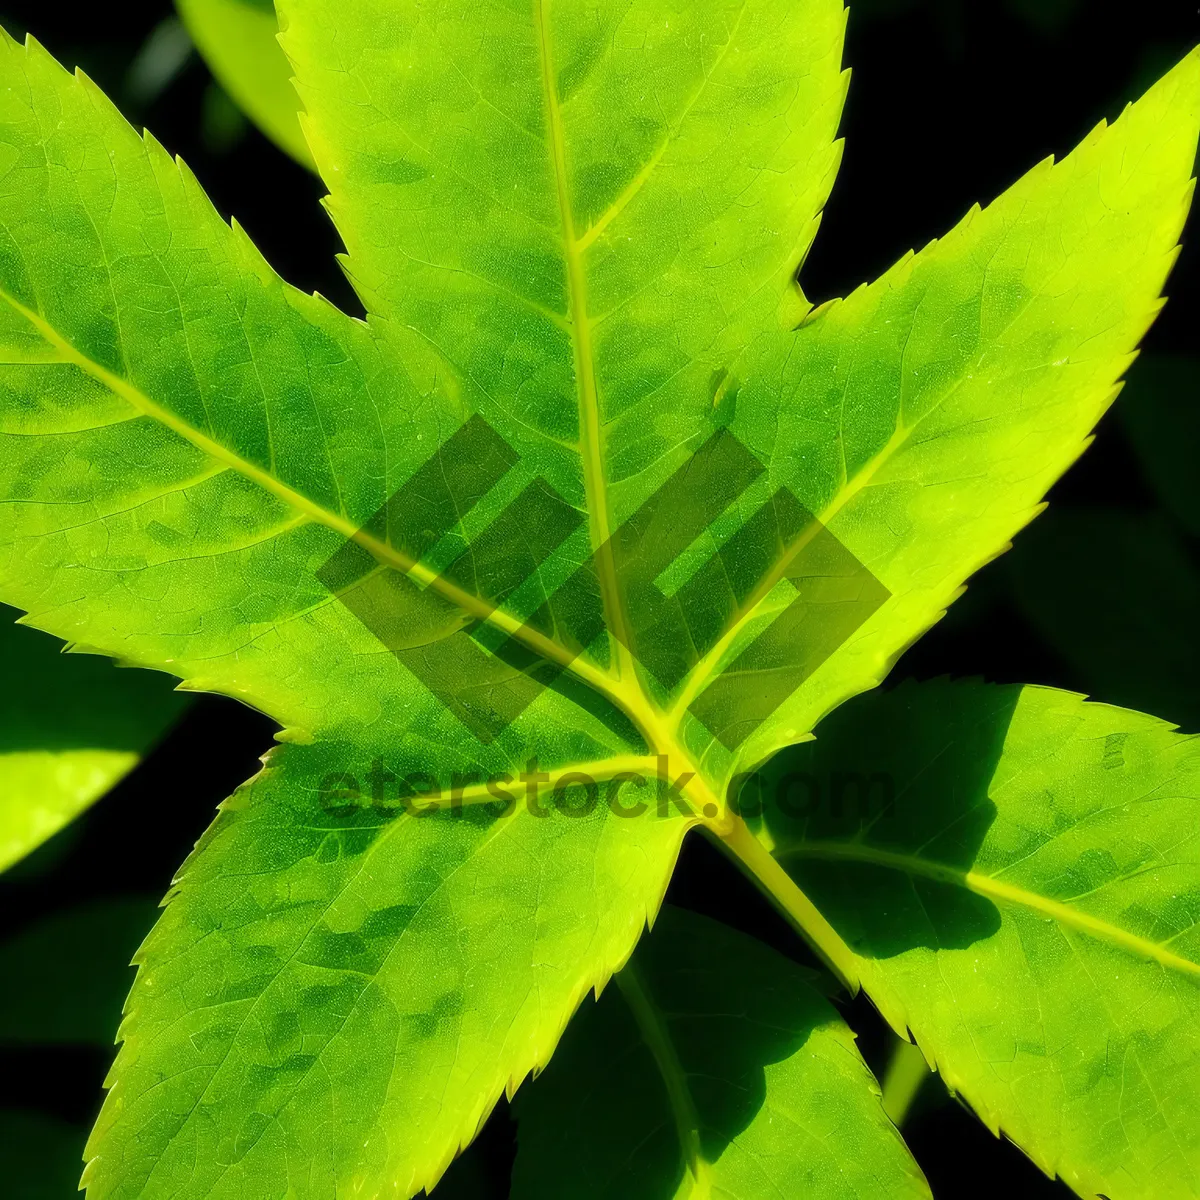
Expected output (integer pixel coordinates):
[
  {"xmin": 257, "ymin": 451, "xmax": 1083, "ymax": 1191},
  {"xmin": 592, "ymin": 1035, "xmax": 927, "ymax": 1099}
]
[
  {"xmin": 669, "ymin": 420, "xmax": 910, "ymax": 722},
  {"xmin": 573, "ymin": 0, "xmax": 752, "ymax": 255},
  {"xmin": 616, "ymin": 962, "xmax": 713, "ymax": 1199},
  {"xmin": 781, "ymin": 841, "xmax": 1200, "ymax": 979},
  {"xmin": 0, "ymin": 286, "xmax": 619, "ymax": 701}
]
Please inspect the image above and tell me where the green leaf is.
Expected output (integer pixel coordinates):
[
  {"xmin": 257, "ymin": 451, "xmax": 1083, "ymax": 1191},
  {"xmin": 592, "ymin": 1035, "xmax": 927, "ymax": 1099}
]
[
  {"xmin": 1007, "ymin": 509, "xmax": 1200, "ymax": 732},
  {"xmin": 275, "ymin": 1, "xmax": 1200, "ymax": 788},
  {"xmin": 512, "ymin": 905, "xmax": 930, "ymax": 1199},
  {"xmin": 0, "ymin": 29, "xmax": 687, "ymax": 1200},
  {"xmin": 84, "ymin": 745, "xmax": 680, "ymax": 1200},
  {"xmin": 0, "ymin": 8, "xmax": 1194, "ymax": 1200},
  {"xmin": 1119, "ymin": 354, "xmax": 1200, "ymax": 538},
  {"xmin": 0, "ymin": 606, "xmax": 186, "ymax": 871},
  {"xmin": 176, "ymin": 0, "xmax": 314, "ymax": 168},
  {"xmin": 0, "ymin": 896, "xmax": 159, "ymax": 1044},
  {"xmin": 706, "ymin": 55, "xmax": 1200, "ymax": 771},
  {"xmin": 760, "ymin": 680, "xmax": 1200, "ymax": 1199}
]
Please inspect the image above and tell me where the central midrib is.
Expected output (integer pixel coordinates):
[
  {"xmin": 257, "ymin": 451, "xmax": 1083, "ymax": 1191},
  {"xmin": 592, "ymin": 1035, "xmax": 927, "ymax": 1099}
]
[{"xmin": 535, "ymin": 0, "xmax": 633, "ymax": 680}]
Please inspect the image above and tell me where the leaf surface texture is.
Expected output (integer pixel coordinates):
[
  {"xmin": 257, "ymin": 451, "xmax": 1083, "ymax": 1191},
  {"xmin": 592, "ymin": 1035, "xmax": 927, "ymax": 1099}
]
[
  {"xmin": 764, "ymin": 681, "xmax": 1200, "ymax": 1199},
  {"xmin": 0, "ymin": 8, "xmax": 1192, "ymax": 1198}
]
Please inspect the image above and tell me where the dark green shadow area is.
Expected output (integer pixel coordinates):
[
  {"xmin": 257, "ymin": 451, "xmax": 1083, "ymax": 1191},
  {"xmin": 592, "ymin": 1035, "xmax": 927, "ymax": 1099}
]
[
  {"xmin": 0, "ymin": 1107, "xmax": 86, "ymax": 1200},
  {"xmin": 0, "ymin": 896, "xmax": 159, "ymax": 1046},
  {"xmin": 0, "ymin": 605, "xmax": 188, "ymax": 755},
  {"xmin": 511, "ymin": 907, "xmax": 832, "ymax": 1200},
  {"xmin": 1001, "ymin": 353, "xmax": 1200, "ymax": 736},
  {"xmin": 418, "ymin": 1137, "xmax": 507, "ymax": 1200},
  {"xmin": 753, "ymin": 682, "xmax": 1023, "ymax": 957},
  {"xmin": 1119, "ymin": 355, "xmax": 1200, "ymax": 540},
  {"xmin": 1007, "ymin": 509, "xmax": 1200, "ymax": 734},
  {"xmin": 0, "ymin": 898, "xmax": 161, "ymax": 1198}
]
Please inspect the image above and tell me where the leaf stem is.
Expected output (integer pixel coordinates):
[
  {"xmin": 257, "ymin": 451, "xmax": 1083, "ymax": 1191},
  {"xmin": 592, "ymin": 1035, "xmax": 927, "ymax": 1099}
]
[
  {"xmin": 612, "ymin": 696, "xmax": 863, "ymax": 999},
  {"xmin": 715, "ymin": 817, "xmax": 861, "ymax": 993},
  {"xmin": 535, "ymin": 0, "xmax": 635, "ymax": 682}
]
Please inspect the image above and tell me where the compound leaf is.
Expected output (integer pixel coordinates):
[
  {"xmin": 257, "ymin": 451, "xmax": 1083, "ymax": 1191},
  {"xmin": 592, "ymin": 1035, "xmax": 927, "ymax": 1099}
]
[
  {"xmin": 0, "ymin": 5, "xmax": 1194, "ymax": 1199},
  {"xmin": 280, "ymin": 0, "xmax": 1200, "ymax": 788},
  {"xmin": 761, "ymin": 681, "xmax": 1200, "ymax": 1200},
  {"xmin": 512, "ymin": 906, "xmax": 930, "ymax": 1200}
]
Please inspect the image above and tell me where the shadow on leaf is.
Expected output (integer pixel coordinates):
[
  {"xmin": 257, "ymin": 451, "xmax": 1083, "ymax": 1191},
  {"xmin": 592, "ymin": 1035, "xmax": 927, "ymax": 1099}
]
[
  {"xmin": 754, "ymin": 681, "xmax": 1023, "ymax": 957},
  {"xmin": 511, "ymin": 906, "xmax": 858, "ymax": 1199}
]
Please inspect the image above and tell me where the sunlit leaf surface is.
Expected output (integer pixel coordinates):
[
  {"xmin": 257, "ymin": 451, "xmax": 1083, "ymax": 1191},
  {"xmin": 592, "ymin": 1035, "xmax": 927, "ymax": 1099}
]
[{"xmin": 0, "ymin": 4, "xmax": 1193, "ymax": 1197}]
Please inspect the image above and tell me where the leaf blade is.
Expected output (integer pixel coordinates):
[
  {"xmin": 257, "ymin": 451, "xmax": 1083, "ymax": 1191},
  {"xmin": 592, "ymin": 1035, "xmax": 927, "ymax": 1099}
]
[
  {"xmin": 512, "ymin": 907, "xmax": 931, "ymax": 1199},
  {"xmin": 762, "ymin": 681, "xmax": 1200, "ymax": 1199},
  {"xmin": 83, "ymin": 746, "xmax": 687, "ymax": 1200},
  {"xmin": 697, "ymin": 50, "xmax": 1200, "ymax": 773}
]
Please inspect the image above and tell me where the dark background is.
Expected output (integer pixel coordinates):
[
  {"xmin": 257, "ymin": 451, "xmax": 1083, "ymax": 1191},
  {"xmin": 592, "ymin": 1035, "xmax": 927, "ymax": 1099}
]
[{"xmin": 0, "ymin": 1, "xmax": 1197, "ymax": 1197}]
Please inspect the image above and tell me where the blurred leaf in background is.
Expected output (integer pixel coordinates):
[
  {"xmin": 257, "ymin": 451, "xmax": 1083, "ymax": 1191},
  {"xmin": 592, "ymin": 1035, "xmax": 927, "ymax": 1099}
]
[
  {"xmin": 1007, "ymin": 510, "xmax": 1200, "ymax": 732},
  {"xmin": 1007, "ymin": 355, "xmax": 1200, "ymax": 734},
  {"xmin": 0, "ymin": 610, "xmax": 189, "ymax": 872},
  {"xmin": 124, "ymin": 15, "xmax": 191, "ymax": 105},
  {"xmin": 854, "ymin": 0, "xmax": 1082, "ymax": 33},
  {"xmin": 0, "ymin": 1108, "xmax": 88, "ymax": 1200},
  {"xmin": 1120, "ymin": 356, "xmax": 1200, "ymax": 539},
  {"xmin": 0, "ymin": 897, "xmax": 159, "ymax": 1044},
  {"xmin": 0, "ymin": 898, "xmax": 162, "ymax": 1198},
  {"xmin": 1003, "ymin": 0, "xmax": 1082, "ymax": 35},
  {"xmin": 175, "ymin": 0, "xmax": 312, "ymax": 166}
]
